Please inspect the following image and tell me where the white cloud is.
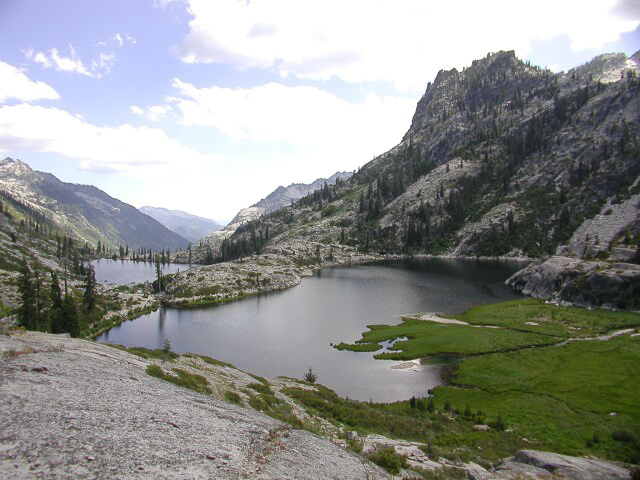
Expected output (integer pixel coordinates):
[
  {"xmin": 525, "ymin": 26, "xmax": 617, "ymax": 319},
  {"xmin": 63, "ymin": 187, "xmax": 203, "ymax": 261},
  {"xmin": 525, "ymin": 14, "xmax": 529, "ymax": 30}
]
[
  {"xmin": 173, "ymin": 0, "xmax": 639, "ymax": 91},
  {"xmin": 130, "ymin": 104, "xmax": 172, "ymax": 122},
  {"xmin": 113, "ymin": 33, "xmax": 136, "ymax": 47},
  {"xmin": 0, "ymin": 61, "xmax": 60, "ymax": 103},
  {"xmin": 130, "ymin": 105, "xmax": 145, "ymax": 115},
  {"xmin": 25, "ymin": 45, "xmax": 115, "ymax": 78},
  {"xmin": 0, "ymin": 103, "xmax": 222, "ymax": 173},
  {"xmin": 170, "ymin": 79, "xmax": 415, "ymax": 172}
]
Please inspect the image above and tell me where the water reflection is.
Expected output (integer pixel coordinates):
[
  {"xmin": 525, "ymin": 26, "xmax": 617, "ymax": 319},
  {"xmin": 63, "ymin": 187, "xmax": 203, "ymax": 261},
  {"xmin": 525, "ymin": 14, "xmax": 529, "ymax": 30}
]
[{"xmin": 98, "ymin": 258, "xmax": 526, "ymax": 402}]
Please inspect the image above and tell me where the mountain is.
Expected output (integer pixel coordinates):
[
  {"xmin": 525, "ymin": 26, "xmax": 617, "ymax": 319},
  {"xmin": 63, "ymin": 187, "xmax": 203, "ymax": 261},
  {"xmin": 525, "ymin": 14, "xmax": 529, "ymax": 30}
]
[
  {"xmin": 252, "ymin": 172, "xmax": 352, "ymax": 213},
  {"xmin": 191, "ymin": 50, "xmax": 639, "ymax": 272},
  {"xmin": 177, "ymin": 171, "xmax": 352, "ymax": 262},
  {"xmin": 139, "ymin": 206, "xmax": 222, "ymax": 243},
  {"xmin": 0, "ymin": 158, "xmax": 190, "ymax": 251}
]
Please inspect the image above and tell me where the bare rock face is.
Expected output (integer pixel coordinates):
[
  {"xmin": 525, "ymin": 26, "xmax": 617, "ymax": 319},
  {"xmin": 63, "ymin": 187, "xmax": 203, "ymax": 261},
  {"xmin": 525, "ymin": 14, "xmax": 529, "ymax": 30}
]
[
  {"xmin": 252, "ymin": 172, "xmax": 352, "ymax": 214},
  {"xmin": 507, "ymin": 256, "xmax": 640, "ymax": 309},
  {"xmin": 0, "ymin": 332, "xmax": 390, "ymax": 480},
  {"xmin": 469, "ymin": 449, "xmax": 632, "ymax": 479}
]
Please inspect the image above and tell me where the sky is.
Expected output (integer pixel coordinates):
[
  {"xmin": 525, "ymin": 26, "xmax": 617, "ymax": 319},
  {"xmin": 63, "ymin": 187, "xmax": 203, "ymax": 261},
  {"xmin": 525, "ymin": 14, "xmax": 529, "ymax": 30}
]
[{"xmin": 0, "ymin": 0, "xmax": 638, "ymax": 222}]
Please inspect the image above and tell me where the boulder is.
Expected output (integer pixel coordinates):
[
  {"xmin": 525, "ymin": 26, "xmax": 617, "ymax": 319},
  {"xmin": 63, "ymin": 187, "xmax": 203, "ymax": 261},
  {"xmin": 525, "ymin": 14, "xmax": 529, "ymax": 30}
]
[
  {"xmin": 469, "ymin": 450, "xmax": 633, "ymax": 479},
  {"xmin": 507, "ymin": 256, "xmax": 640, "ymax": 309}
]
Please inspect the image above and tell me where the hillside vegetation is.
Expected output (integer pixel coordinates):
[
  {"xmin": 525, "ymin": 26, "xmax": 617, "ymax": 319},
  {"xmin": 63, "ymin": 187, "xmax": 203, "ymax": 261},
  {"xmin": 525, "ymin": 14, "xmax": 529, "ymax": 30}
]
[{"xmin": 183, "ymin": 51, "xmax": 639, "ymax": 267}]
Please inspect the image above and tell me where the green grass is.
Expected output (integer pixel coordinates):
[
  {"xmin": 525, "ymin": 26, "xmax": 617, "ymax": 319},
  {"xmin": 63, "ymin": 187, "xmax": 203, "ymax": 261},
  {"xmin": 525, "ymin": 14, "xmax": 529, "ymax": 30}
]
[
  {"xmin": 248, "ymin": 382, "xmax": 274, "ymax": 395},
  {"xmin": 338, "ymin": 299, "xmax": 640, "ymax": 360},
  {"xmin": 366, "ymin": 446, "xmax": 407, "ymax": 475},
  {"xmin": 224, "ymin": 390, "xmax": 242, "ymax": 404},
  {"xmin": 341, "ymin": 317, "xmax": 558, "ymax": 360},
  {"xmin": 446, "ymin": 298, "xmax": 640, "ymax": 337},
  {"xmin": 146, "ymin": 365, "xmax": 213, "ymax": 395},
  {"xmin": 109, "ymin": 344, "xmax": 178, "ymax": 361},
  {"xmin": 331, "ymin": 299, "xmax": 640, "ymax": 464},
  {"xmin": 247, "ymin": 391, "xmax": 305, "ymax": 429},
  {"xmin": 182, "ymin": 353, "xmax": 236, "ymax": 369},
  {"xmin": 431, "ymin": 335, "xmax": 640, "ymax": 462},
  {"xmin": 333, "ymin": 341, "xmax": 382, "ymax": 352},
  {"xmin": 283, "ymin": 384, "xmax": 528, "ymax": 467}
]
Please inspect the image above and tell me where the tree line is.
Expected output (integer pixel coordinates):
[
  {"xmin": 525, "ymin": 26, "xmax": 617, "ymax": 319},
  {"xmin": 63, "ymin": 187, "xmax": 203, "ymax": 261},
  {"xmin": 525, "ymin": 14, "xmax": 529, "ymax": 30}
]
[{"xmin": 17, "ymin": 258, "xmax": 97, "ymax": 337}]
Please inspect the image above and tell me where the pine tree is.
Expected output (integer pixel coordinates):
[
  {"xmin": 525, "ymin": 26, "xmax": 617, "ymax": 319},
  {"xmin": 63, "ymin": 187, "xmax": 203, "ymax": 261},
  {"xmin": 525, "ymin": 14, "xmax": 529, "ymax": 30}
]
[
  {"xmin": 62, "ymin": 294, "xmax": 80, "ymax": 338},
  {"xmin": 155, "ymin": 254, "xmax": 163, "ymax": 292},
  {"xmin": 33, "ymin": 266, "xmax": 46, "ymax": 331},
  {"xmin": 17, "ymin": 258, "xmax": 37, "ymax": 330},
  {"xmin": 49, "ymin": 272, "xmax": 64, "ymax": 333},
  {"xmin": 83, "ymin": 264, "xmax": 97, "ymax": 313}
]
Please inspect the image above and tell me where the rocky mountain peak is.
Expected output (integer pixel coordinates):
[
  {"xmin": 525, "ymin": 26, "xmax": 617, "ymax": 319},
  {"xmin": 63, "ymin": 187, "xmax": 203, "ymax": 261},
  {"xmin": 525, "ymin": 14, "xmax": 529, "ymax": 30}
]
[
  {"xmin": 569, "ymin": 51, "xmax": 639, "ymax": 83},
  {"xmin": 0, "ymin": 157, "xmax": 35, "ymax": 179},
  {"xmin": 251, "ymin": 171, "xmax": 352, "ymax": 214}
]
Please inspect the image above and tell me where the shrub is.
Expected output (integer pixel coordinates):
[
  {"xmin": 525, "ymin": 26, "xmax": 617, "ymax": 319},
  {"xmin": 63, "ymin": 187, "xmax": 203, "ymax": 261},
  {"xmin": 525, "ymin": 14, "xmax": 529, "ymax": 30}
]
[
  {"xmin": 494, "ymin": 415, "xmax": 506, "ymax": 432},
  {"xmin": 366, "ymin": 446, "xmax": 408, "ymax": 475},
  {"xmin": 224, "ymin": 390, "xmax": 242, "ymax": 405},
  {"xmin": 304, "ymin": 367, "xmax": 318, "ymax": 384},
  {"xmin": 145, "ymin": 365, "xmax": 212, "ymax": 395},
  {"xmin": 248, "ymin": 382, "xmax": 274, "ymax": 395}
]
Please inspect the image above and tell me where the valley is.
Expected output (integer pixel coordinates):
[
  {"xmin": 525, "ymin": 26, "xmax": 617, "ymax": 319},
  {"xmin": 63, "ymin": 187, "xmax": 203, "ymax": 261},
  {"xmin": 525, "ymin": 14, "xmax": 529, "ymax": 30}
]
[{"xmin": 1, "ymin": 49, "xmax": 640, "ymax": 479}]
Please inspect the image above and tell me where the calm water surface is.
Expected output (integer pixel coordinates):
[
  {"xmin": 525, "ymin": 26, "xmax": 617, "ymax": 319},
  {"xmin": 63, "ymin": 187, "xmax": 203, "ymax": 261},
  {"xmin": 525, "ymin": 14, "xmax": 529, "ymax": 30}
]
[
  {"xmin": 97, "ymin": 258, "xmax": 525, "ymax": 402},
  {"xmin": 90, "ymin": 259, "xmax": 187, "ymax": 284}
]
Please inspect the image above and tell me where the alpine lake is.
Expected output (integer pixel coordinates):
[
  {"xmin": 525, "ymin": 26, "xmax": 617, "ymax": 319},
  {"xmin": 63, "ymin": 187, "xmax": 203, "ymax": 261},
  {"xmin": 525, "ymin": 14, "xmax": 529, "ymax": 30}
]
[{"xmin": 96, "ymin": 258, "xmax": 524, "ymax": 402}]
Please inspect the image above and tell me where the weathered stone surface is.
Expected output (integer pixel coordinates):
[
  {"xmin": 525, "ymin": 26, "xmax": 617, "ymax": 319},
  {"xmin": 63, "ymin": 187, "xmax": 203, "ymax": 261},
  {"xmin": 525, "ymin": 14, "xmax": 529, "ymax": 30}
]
[
  {"xmin": 559, "ymin": 192, "xmax": 640, "ymax": 258},
  {"xmin": 468, "ymin": 450, "xmax": 632, "ymax": 479},
  {"xmin": 252, "ymin": 172, "xmax": 352, "ymax": 214},
  {"xmin": 512, "ymin": 450, "xmax": 631, "ymax": 479},
  {"xmin": 0, "ymin": 332, "xmax": 391, "ymax": 479},
  {"xmin": 506, "ymin": 256, "xmax": 640, "ymax": 309}
]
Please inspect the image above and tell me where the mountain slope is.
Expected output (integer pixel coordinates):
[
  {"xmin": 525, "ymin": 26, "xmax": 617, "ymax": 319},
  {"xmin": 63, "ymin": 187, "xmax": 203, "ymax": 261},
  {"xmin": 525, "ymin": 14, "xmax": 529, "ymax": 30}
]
[
  {"xmin": 196, "ymin": 50, "xmax": 639, "ymax": 267},
  {"xmin": 0, "ymin": 158, "xmax": 189, "ymax": 251},
  {"xmin": 177, "ymin": 171, "xmax": 352, "ymax": 263},
  {"xmin": 252, "ymin": 172, "xmax": 352, "ymax": 213},
  {"xmin": 140, "ymin": 206, "xmax": 222, "ymax": 243}
]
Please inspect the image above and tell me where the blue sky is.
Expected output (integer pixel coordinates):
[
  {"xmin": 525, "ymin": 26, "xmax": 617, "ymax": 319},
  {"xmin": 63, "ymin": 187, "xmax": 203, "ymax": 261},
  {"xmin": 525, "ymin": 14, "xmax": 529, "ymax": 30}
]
[{"xmin": 0, "ymin": 0, "xmax": 638, "ymax": 222}]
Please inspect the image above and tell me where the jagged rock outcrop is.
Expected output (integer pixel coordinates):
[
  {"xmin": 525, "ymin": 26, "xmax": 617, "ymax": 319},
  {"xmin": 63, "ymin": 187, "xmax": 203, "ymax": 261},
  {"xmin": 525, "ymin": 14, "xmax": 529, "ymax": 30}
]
[
  {"xmin": 252, "ymin": 171, "xmax": 352, "ymax": 213},
  {"xmin": 212, "ymin": 49, "xmax": 639, "ymax": 270},
  {"xmin": 0, "ymin": 158, "xmax": 189, "ymax": 250},
  {"xmin": 0, "ymin": 331, "xmax": 391, "ymax": 479},
  {"xmin": 507, "ymin": 256, "xmax": 640, "ymax": 309}
]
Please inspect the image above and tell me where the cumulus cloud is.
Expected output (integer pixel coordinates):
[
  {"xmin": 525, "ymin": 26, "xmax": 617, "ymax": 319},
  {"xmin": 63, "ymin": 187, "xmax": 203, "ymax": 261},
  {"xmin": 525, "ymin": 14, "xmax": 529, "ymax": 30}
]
[
  {"xmin": 170, "ymin": 79, "xmax": 415, "ymax": 169},
  {"xmin": 611, "ymin": 0, "xmax": 640, "ymax": 20},
  {"xmin": 0, "ymin": 103, "xmax": 221, "ymax": 173},
  {"xmin": 0, "ymin": 61, "xmax": 60, "ymax": 103},
  {"xmin": 173, "ymin": 0, "xmax": 639, "ymax": 91},
  {"xmin": 131, "ymin": 104, "xmax": 172, "ymax": 122}
]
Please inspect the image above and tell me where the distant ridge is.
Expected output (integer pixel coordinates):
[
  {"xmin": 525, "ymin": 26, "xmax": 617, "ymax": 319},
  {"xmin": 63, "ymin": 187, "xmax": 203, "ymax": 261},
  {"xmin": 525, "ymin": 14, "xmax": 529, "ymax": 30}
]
[
  {"xmin": 0, "ymin": 157, "xmax": 189, "ymax": 250},
  {"xmin": 252, "ymin": 171, "xmax": 352, "ymax": 213},
  {"xmin": 140, "ymin": 206, "xmax": 223, "ymax": 243}
]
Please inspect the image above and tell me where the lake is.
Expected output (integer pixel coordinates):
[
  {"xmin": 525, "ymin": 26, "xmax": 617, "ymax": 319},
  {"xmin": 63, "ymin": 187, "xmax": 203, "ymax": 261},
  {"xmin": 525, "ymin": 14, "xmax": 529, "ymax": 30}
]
[
  {"xmin": 89, "ymin": 258, "xmax": 187, "ymax": 284},
  {"xmin": 97, "ymin": 258, "xmax": 525, "ymax": 402}
]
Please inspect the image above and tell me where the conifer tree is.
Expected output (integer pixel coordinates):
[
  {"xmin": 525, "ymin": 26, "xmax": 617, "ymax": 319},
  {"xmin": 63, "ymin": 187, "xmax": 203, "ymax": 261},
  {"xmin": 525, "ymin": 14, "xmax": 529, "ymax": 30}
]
[
  {"xmin": 62, "ymin": 294, "xmax": 80, "ymax": 338},
  {"xmin": 155, "ymin": 254, "xmax": 163, "ymax": 292},
  {"xmin": 17, "ymin": 258, "xmax": 37, "ymax": 330},
  {"xmin": 83, "ymin": 264, "xmax": 97, "ymax": 313},
  {"xmin": 49, "ymin": 272, "xmax": 64, "ymax": 333}
]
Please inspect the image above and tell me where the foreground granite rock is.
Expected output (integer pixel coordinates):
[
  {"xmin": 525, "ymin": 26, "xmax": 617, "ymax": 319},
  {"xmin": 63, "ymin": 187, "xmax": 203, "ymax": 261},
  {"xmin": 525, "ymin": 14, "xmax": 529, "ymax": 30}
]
[
  {"xmin": 469, "ymin": 449, "xmax": 632, "ymax": 479},
  {"xmin": 507, "ymin": 256, "xmax": 640, "ymax": 309},
  {"xmin": 0, "ymin": 332, "xmax": 390, "ymax": 479}
]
